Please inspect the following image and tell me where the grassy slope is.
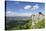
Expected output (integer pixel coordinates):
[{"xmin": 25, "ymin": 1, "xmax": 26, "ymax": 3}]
[{"xmin": 34, "ymin": 19, "xmax": 45, "ymax": 29}]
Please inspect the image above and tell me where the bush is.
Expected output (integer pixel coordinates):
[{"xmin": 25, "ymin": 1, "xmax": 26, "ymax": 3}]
[{"xmin": 35, "ymin": 19, "xmax": 45, "ymax": 28}]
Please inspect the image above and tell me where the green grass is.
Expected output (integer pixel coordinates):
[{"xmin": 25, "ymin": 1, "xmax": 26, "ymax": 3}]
[{"xmin": 34, "ymin": 19, "xmax": 45, "ymax": 28}]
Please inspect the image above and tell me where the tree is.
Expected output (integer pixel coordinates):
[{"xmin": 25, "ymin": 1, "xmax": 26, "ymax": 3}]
[{"xmin": 39, "ymin": 12, "xmax": 42, "ymax": 15}]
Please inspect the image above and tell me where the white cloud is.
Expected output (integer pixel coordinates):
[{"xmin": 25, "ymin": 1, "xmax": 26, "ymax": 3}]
[
  {"xmin": 24, "ymin": 5, "xmax": 32, "ymax": 10},
  {"xmin": 7, "ymin": 11, "xmax": 11, "ymax": 14},
  {"xmin": 24, "ymin": 4, "xmax": 39, "ymax": 10},
  {"xmin": 31, "ymin": 4, "xmax": 39, "ymax": 10},
  {"xmin": 6, "ymin": 11, "xmax": 32, "ymax": 17},
  {"xmin": 6, "ymin": 11, "xmax": 16, "ymax": 16}
]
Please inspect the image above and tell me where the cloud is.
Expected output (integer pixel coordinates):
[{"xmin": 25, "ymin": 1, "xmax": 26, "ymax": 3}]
[
  {"xmin": 6, "ymin": 11, "xmax": 11, "ymax": 13},
  {"xmin": 24, "ymin": 4, "xmax": 39, "ymax": 10},
  {"xmin": 24, "ymin": 5, "xmax": 32, "ymax": 10},
  {"xmin": 6, "ymin": 11, "xmax": 16, "ymax": 16},
  {"xmin": 6, "ymin": 11, "xmax": 32, "ymax": 17},
  {"xmin": 31, "ymin": 4, "xmax": 39, "ymax": 10}
]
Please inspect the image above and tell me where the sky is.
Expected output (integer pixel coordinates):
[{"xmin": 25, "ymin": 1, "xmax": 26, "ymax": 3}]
[{"xmin": 6, "ymin": 1, "xmax": 45, "ymax": 16}]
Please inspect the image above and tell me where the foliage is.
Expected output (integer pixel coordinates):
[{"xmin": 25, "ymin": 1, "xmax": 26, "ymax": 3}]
[
  {"xmin": 6, "ymin": 18, "xmax": 45, "ymax": 30},
  {"xmin": 6, "ymin": 19, "xmax": 32, "ymax": 30},
  {"xmin": 35, "ymin": 19, "xmax": 45, "ymax": 28}
]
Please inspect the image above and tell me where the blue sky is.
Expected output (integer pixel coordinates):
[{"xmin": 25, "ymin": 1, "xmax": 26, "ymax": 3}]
[{"xmin": 6, "ymin": 1, "xmax": 45, "ymax": 16}]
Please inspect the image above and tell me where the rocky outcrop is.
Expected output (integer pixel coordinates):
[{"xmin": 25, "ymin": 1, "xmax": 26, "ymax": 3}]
[{"xmin": 32, "ymin": 13, "xmax": 45, "ymax": 28}]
